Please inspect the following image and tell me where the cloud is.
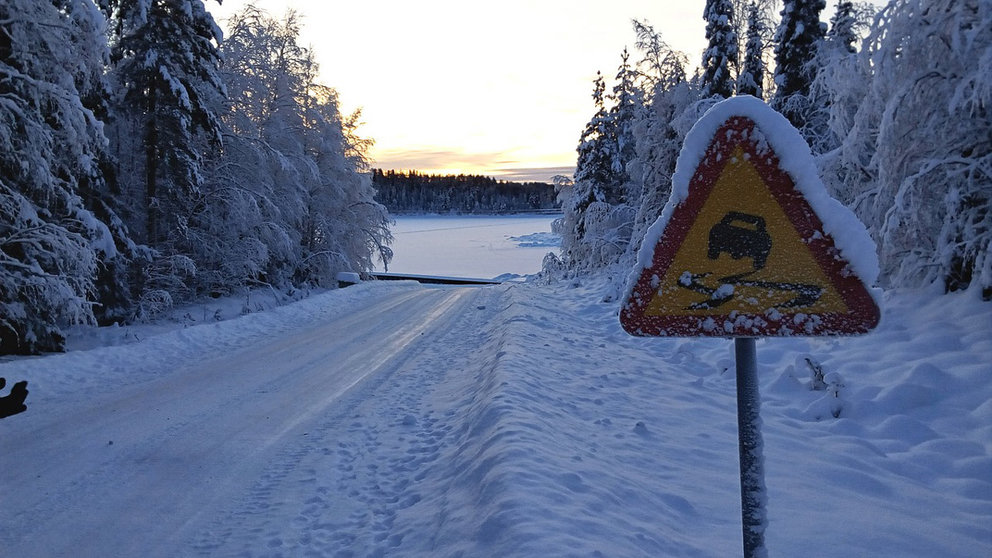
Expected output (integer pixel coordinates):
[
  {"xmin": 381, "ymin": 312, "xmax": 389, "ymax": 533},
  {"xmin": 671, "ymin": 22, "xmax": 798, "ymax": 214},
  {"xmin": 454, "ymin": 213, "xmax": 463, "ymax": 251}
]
[{"xmin": 373, "ymin": 148, "xmax": 517, "ymax": 172}]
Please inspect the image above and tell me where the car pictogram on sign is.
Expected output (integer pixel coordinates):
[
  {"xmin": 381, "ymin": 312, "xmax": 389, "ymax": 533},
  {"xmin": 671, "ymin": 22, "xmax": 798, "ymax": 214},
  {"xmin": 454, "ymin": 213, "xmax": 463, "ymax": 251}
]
[{"xmin": 707, "ymin": 211, "xmax": 772, "ymax": 270}]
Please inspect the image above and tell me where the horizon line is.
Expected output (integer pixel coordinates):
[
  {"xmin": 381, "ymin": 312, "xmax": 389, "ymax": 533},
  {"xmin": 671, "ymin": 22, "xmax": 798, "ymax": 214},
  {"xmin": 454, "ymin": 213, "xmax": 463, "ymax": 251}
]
[{"xmin": 372, "ymin": 165, "xmax": 575, "ymax": 184}]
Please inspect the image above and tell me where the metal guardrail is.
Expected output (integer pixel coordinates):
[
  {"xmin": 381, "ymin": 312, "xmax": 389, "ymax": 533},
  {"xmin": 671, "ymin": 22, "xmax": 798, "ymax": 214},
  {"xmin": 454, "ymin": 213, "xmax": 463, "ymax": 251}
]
[{"xmin": 369, "ymin": 272, "xmax": 502, "ymax": 285}]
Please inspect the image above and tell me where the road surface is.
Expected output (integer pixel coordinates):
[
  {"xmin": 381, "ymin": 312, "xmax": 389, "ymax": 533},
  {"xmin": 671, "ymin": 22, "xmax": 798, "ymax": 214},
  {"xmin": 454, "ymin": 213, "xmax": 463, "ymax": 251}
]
[{"xmin": 0, "ymin": 285, "xmax": 489, "ymax": 557}]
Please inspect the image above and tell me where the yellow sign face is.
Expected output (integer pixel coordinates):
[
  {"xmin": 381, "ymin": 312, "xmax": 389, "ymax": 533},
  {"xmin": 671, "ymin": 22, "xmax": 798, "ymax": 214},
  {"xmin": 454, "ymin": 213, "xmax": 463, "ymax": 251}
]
[{"xmin": 644, "ymin": 148, "xmax": 849, "ymax": 317}]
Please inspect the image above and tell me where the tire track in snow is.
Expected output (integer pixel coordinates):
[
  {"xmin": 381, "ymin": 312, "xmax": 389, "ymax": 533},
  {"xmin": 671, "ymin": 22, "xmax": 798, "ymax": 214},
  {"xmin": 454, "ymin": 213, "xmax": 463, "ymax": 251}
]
[{"xmin": 187, "ymin": 285, "xmax": 508, "ymax": 557}]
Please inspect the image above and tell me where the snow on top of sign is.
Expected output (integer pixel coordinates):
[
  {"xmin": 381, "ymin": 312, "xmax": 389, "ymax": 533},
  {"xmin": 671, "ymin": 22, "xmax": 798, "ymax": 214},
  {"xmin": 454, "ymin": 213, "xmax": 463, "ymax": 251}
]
[{"xmin": 628, "ymin": 95, "xmax": 880, "ymax": 301}]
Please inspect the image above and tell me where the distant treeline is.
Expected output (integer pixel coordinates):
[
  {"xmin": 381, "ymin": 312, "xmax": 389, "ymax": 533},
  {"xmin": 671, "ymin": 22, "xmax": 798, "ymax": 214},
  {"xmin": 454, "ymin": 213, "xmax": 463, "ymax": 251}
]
[{"xmin": 372, "ymin": 170, "xmax": 559, "ymax": 214}]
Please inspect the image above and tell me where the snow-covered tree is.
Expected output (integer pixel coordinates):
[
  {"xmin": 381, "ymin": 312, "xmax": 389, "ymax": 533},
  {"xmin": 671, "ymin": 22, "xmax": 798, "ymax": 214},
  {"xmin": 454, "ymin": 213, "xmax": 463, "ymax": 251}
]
[
  {"xmin": 736, "ymin": 2, "xmax": 767, "ymax": 98},
  {"xmin": 297, "ymin": 85, "xmax": 392, "ymax": 284},
  {"xmin": 553, "ymin": 22, "xmax": 707, "ymax": 281},
  {"xmin": 623, "ymin": 22, "xmax": 697, "ymax": 265},
  {"xmin": 610, "ymin": 48, "xmax": 642, "ymax": 203},
  {"xmin": 822, "ymin": 0, "xmax": 991, "ymax": 296},
  {"xmin": 107, "ymin": 0, "xmax": 226, "ymax": 255},
  {"xmin": 701, "ymin": 0, "xmax": 739, "ymax": 98},
  {"xmin": 199, "ymin": 7, "xmax": 391, "ymax": 292},
  {"xmin": 57, "ymin": 0, "xmax": 141, "ymax": 325},
  {"xmin": 1, "ymin": 0, "xmax": 118, "ymax": 353},
  {"xmin": 573, "ymin": 73, "xmax": 618, "ymax": 201},
  {"xmin": 623, "ymin": 83, "xmax": 702, "ymax": 274},
  {"xmin": 725, "ymin": 0, "xmax": 777, "ymax": 85},
  {"xmin": 826, "ymin": 1, "xmax": 858, "ymax": 54},
  {"xmin": 772, "ymin": 0, "xmax": 827, "ymax": 127},
  {"xmin": 559, "ymin": 51, "xmax": 646, "ymax": 273},
  {"xmin": 558, "ymin": 73, "xmax": 611, "ymax": 268},
  {"xmin": 631, "ymin": 19, "xmax": 689, "ymax": 94},
  {"xmin": 193, "ymin": 8, "xmax": 309, "ymax": 294},
  {"xmin": 802, "ymin": 1, "xmax": 876, "ymax": 155}
]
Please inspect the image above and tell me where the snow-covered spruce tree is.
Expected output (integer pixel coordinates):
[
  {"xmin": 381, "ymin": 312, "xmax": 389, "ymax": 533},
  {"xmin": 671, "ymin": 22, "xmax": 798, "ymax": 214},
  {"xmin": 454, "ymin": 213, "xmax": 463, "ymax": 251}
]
[
  {"xmin": 106, "ymin": 0, "xmax": 226, "ymax": 310},
  {"xmin": 823, "ymin": 0, "xmax": 991, "ymax": 296},
  {"xmin": 611, "ymin": 48, "xmax": 642, "ymax": 205},
  {"xmin": 826, "ymin": 1, "xmax": 859, "ymax": 55},
  {"xmin": 736, "ymin": 2, "xmax": 767, "ymax": 98},
  {"xmin": 772, "ymin": 0, "xmax": 827, "ymax": 128},
  {"xmin": 574, "ymin": 73, "xmax": 621, "ymax": 204},
  {"xmin": 802, "ymin": 1, "xmax": 876, "ymax": 156},
  {"xmin": 558, "ymin": 53, "xmax": 644, "ymax": 273},
  {"xmin": 726, "ymin": 0, "xmax": 777, "ymax": 87},
  {"xmin": 557, "ymin": 72, "xmax": 614, "ymax": 269},
  {"xmin": 64, "ymin": 0, "xmax": 141, "ymax": 325},
  {"xmin": 0, "ymin": 0, "xmax": 119, "ymax": 353},
  {"xmin": 701, "ymin": 0, "xmax": 739, "ymax": 98}
]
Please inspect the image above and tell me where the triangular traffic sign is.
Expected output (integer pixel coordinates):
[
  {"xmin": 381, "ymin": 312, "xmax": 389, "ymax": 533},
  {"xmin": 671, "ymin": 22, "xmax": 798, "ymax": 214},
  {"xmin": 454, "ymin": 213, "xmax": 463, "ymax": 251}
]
[{"xmin": 621, "ymin": 97, "xmax": 880, "ymax": 337}]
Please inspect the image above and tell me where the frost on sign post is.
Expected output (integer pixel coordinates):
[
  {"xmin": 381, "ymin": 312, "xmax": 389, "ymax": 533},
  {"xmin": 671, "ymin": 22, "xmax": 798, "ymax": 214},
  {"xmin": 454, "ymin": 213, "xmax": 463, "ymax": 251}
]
[{"xmin": 620, "ymin": 96, "xmax": 880, "ymax": 557}]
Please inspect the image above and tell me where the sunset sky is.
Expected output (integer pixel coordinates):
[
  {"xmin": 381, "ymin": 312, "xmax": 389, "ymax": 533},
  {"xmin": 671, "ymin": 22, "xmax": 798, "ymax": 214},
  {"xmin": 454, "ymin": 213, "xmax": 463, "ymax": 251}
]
[
  {"xmin": 204, "ymin": 0, "xmax": 717, "ymax": 182},
  {"xmin": 205, "ymin": 1, "xmax": 846, "ymax": 183}
]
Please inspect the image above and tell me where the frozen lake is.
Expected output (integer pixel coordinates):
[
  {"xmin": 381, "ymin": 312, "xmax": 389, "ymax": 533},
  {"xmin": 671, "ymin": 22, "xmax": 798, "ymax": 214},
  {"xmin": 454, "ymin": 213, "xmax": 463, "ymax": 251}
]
[{"xmin": 377, "ymin": 214, "xmax": 560, "ymax": 279}]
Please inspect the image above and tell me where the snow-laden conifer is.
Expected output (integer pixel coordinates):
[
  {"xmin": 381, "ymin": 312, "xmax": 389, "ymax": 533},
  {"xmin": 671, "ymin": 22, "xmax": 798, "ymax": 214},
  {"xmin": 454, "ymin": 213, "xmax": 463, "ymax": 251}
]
[
  {"xmin": 106, "ymin": 0, "xmax": 226, "ymax": 285},
  {"xmin": 701, "ymin": 0, "xmax": 739, "ymax": 98},
  {"xmin": 736, "ymin": 2, "xmax": 766, "ymax": 98},
  {"xmin": 559, "ymin": 54, "xmax": 643, "ymax": 273},
  {"xmin": 802, "ymin": 1, "xmax": 875, "ymax": 155},
  {"xmin": 772, "ymin": 0, "xmax": 827, "ymax": 127},
  {"xmin": 0, "ymin": 0, "xmax": 117, "ymax": 352}
]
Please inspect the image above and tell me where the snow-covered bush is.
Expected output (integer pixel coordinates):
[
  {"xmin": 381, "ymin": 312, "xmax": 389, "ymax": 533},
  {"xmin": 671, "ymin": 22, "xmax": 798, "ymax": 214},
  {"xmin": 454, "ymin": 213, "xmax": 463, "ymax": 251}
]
[{"xmin": 819, "ymin": 0, "xmax": 991, "ymax": 296}]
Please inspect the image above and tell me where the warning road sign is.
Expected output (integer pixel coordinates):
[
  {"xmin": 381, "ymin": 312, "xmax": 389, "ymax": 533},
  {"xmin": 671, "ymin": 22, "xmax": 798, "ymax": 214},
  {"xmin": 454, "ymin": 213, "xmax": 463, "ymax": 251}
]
[{"xmin": 621, "ymin": 100, "xmax": 880, "ymax": 337}]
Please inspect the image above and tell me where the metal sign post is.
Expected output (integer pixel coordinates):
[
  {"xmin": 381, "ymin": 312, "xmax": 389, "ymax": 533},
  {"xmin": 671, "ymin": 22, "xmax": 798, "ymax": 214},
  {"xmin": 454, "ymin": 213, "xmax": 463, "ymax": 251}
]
[{"xmin": 734, "ymin": 338, "xmax": 765, "ymax": 557}]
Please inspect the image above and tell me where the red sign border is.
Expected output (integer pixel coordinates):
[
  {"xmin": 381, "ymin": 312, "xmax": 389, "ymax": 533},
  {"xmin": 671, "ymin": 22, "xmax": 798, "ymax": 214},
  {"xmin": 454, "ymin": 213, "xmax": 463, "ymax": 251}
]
[{"xmin": 621, "ymin": 116, "xmax": 880, "ymax": 337}]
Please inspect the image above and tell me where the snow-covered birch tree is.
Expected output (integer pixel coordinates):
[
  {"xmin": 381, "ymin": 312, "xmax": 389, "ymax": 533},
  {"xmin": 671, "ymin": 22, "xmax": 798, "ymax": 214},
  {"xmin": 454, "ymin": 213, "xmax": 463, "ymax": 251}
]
[
  {"xmin": 201, "ymin": 7, "xmax": 391, "ymax": 292},
  {"xmin": 822, "ymin": 0, "xmax": 991, "ymax": 296},
  {"xmin": 624, "ymin": 21, "xmax": 696, "ymax": 265},
  {"xmin": 299, "ymin": 86, "xmax": 392, "ymax": 283},
  {"xmin": 193, "ymin": 7, "xmax": 307, "ymax": 295}
]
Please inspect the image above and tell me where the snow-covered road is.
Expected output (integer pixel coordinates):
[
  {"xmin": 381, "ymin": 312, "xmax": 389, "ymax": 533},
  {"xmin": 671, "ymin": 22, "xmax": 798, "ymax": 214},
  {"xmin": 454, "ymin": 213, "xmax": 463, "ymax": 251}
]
[{"xmin": 1, "ymin": 285, "xmax": 487, "ymax": 557}]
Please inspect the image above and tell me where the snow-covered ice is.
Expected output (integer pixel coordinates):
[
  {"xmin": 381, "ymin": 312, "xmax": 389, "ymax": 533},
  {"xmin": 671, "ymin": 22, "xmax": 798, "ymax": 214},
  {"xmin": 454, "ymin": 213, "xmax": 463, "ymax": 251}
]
[
  {"xmin": 378, "ymin": 214, "xmax": 559, "ymax": 278},
  {"xmin": 1, "ymin": 217, "xmax": 990, "ymax": 557}
]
